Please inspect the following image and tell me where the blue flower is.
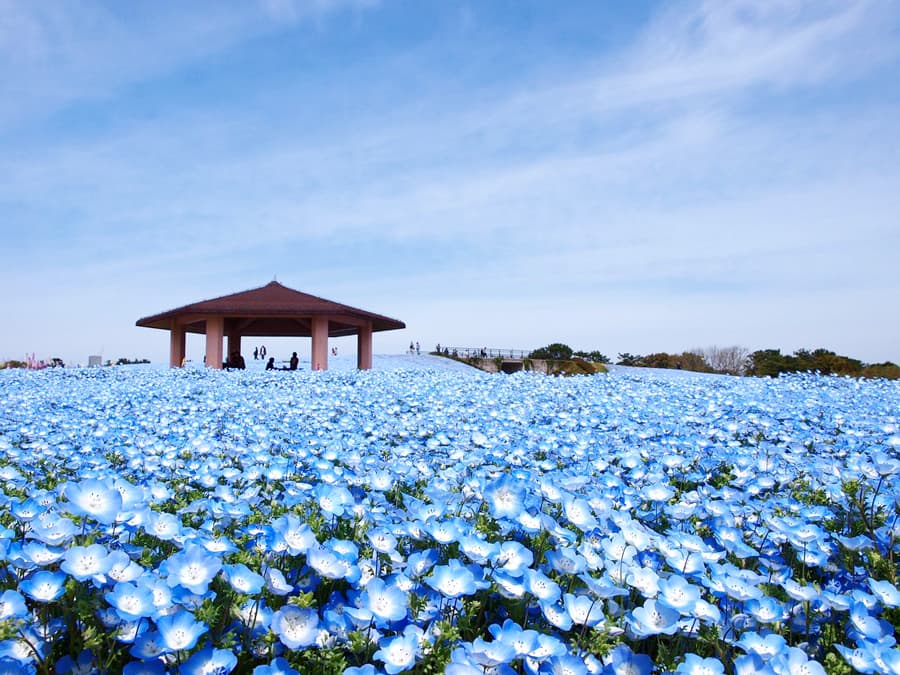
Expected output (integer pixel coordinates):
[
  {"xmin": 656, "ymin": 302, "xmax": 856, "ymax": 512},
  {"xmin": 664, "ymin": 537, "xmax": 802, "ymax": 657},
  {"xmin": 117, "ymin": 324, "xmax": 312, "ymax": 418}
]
[
  {"xmin": 359, "ymin": 577, "xmax": 408, "ymax": 624},
  {"xmin": 156, "ymin": 610, "xmax": 208, "ymax": 652},
  {"xmin": 222, "ymin": 563, "xmax": 265, "ymax": 595},
  {"xmin": 426, "ymin": 559, "xmax": 479, "ymax": 598},
  {"xmin": 60, "ymin": 543, "xmax": 112, "ymax": 583},
  {"xmin": 538, "ymin": 653, "xmax": 588, "ymax": 675},
  {"xmin": 656, "ymin": 574, "xmax": 700, "ymax": 615},
  {"xmin": 252, "ymin": 657, "xmax": 299, "ymax": 675},
  {"xmin": 19, "ymin": 569, "xmax": 66, "ymax": 603},
  {"xmin": 0, "ymin": 591, "xmax": 28, "ymax": 621},
  {"xmin": 161, "ymin": 544, "xmax": 222, "ymax": 595},
  {"xmin": 483, "ymin": 475, "xmax": 526, "ymax": 520},
  {"xmin": 602, "ymin": 644, "xmax": 652, "ymax": 675},
  {"xmin": 64, "ymin": 478, "xmax": 123, "ymax": 524},
  {"xmin": 105, "ymin": 581, "xmax": 156, "ymax": 622},
  {"xmin": 271, "ymin": 605, "xmax": 319, "ymax": 649},
  {"xmin": 675, "ymin": 654, "xmax": 724, "ymax": 674},
  {"xmin": 181, "ymin": 646, "xmax": 237, "ymax": 675},
  {"xmin": 488, "ymin": 619, "xmax": 539, "ymax": 657},
  {"xmin": 563, "ymin": 593, "xmax": 605, "ymax": 627},
  {"xmin": 626, "ymin": 599, "xmax": 681, "ymax": 638},
  {"xmin": 373, "ymin": 633, "xmax": 419, "ymax": 674},
  {"xmin": 123, "ymin": 660, "xmax": 167, "ymax": 675}
]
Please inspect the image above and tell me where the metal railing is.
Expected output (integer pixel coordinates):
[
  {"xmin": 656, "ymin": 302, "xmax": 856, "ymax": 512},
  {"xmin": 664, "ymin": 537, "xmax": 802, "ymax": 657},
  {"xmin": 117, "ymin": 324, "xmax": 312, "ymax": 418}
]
[{"xmin": 432, "ymin": 347, "xmax": 530, "ymax": 359}]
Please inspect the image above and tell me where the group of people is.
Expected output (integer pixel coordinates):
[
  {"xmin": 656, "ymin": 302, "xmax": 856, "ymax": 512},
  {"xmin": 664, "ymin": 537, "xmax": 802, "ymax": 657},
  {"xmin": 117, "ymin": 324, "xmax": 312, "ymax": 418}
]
[
  {"xmin": 265, "ymin": 352, "xmax": 299, "ymax": 371},
  {"xmin": 252, "ymin": 345, "xmax": 268, "ymax": 360},
  {"xmin": 225, "ymin": 349, "xmax": 299, "ymax": 371},
  {"xmin": 408, "ymin": 341, "xmax": 421, "ymax": 355}
]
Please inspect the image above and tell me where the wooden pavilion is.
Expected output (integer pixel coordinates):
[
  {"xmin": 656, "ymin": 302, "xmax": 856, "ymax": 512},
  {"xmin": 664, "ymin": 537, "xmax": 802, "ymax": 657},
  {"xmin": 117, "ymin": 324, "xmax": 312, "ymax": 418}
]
[{"xmin": 136, "ymin": 281, "xmax": 405, "ymax": 370}]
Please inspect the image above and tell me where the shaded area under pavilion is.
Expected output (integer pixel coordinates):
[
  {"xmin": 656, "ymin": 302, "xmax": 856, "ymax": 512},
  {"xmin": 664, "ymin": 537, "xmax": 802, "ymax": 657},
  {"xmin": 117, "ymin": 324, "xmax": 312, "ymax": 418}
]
[{"xmin": 136, "ymin": 281, "xmax": 405, "ymax": 370}]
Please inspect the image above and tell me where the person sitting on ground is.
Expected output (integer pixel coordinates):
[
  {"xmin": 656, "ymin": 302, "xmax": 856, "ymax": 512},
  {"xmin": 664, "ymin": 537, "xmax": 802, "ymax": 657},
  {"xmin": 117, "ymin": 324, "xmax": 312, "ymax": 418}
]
[
  {"xmin": 289, "ymin": 352, "xmax": 299, "ymax": 370},
  {"xmin": 265, "ymin": 357, "xmax": 275, "ymax": 371}
]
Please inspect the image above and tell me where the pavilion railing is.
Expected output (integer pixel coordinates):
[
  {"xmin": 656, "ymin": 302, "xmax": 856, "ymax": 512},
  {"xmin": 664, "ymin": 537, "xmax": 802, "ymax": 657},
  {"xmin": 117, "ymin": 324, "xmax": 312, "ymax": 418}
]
[{"xmin": 430, "ymin": 346, "xmax": 531, "ymax": 359}]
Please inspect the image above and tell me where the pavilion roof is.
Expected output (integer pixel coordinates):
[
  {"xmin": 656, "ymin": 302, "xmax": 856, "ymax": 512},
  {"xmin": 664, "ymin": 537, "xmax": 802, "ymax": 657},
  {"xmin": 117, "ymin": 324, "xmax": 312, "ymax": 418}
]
[{"xmin": 136, "ymin": 281, "xmax": 405, "ymax": 336}]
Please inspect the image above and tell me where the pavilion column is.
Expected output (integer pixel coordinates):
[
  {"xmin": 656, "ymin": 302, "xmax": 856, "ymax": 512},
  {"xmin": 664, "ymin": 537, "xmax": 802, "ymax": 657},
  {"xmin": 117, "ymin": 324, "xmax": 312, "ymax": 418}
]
[
  {"xmin": 357, "ymin": 321, "xmax": 373, "ymax": 370},
  {"xmin": 169, "ymin": 321, "xmax": 186, "ymax": 368},
  {"xmin": 311, "ymin": 316, "xmax": 328, "ymax": 371},
  {"xmin": 226, "ymin": 330, "xmax": 242, "ymax": 361},
  {"xmin": 205, "ymin": 316, "xmax": 224, "ymax": 369}
]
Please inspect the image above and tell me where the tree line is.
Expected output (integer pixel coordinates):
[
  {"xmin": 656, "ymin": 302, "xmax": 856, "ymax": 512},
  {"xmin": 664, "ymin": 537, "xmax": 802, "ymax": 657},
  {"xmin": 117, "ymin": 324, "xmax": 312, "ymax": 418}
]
[{"xmin": 529, "ymin": 343, "xmax": 899, "ymax": 379}]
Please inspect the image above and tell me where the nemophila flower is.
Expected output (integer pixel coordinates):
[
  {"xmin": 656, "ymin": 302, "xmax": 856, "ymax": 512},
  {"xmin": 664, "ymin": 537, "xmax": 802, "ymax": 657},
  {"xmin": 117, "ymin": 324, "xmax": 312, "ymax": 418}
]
[
  {"xmin": 156, "ymin": 610, "xmax": 208, "ymax": 653},
  {"xmin": 546, "ymin": 547, "xmax": 587, "ymax": 576},
  {"xmin": 123, "ymin": 660, "xmax": 167, "ymax": 675},
  {"xmin": 316, "ymin": 483, "xmax": 354, "ymax": 517},
  {"xmin": 868, "ymin": 578, "xmax": 900, "ymax": 607},
  {"xmin": 308, "ymin": 545, "xmax": 350, "ymax": 580},
  {"xmin": 368, "ymin": 528, "xmax": 399, "ymax": 555},
  {"xmin": 675, "ymin": 654, "xmax": 724, "ymax": 674},
  {"xmin": 129, "ymin": 630, "xmax": 165, "ymax": 660},
  {"xmin": 488, "ymin": 619, "xmax": 539, "ymax": 657},
  {"xmin": 106, "ymin": 581, "xmax": 155, "ymax": 622},
  {"xmin": 10, "ymin": 498, "xmax": 42, "ymax": 522},
  {"xmin": 271, "ymin": 606, "xmax": 319, "ymax": 649},
  {"xmin": 736, "ymin": 632, "xmax": 787, "ymax": 659},
  {"xmin": 564, "ymin": 593, "xmax": 605, "ymax": 627},
  {"xmin": 267, "ymin": 513, "xmax": 317, "ymax": 556},
  {"xmin": 19, "ymin": 569, "xmax": 66, "ymax": 602},
  {"xmin": 57, "ymin": 649, "xmax": 97, "ymax": 674},
  {"xmin": 222, "ymin": 563, "xmax": 265, "ymax": 595},
  {"xmin": 359, "ymin": 577, "xmax": 409, "ymax": 624},
  {"xmin": 743, "ymin": 595, "xmax": 785, "ymax": 624},
  {"xmin": 562, "ymin": 497, "xmax": 598, "ymax": 531},
  {"xmin": 538, "ymin": 653, "xmax": 588, "ymax": 675},
  {"xmin": 263, "ymin": 566, "xmax": 293, "ymax": 595},
  {"xmin": 601, "ymin": 535, "xmax": 637, "ymax": 565},
  {"xmin": 18, "ymin": 541, "xmax": 65, "ymax": 567},
  {"xmin": 373, "ymin": 633, "xmax": 419, "ymax": 674},
  {"xmin": 769, "ymin": 646, "xmax": 826, "ymax": 675},
  {"xmin": 459, "ymin": 535, "xmax": 500, "ymax": 565},
  {"xmin": 0, "ymin": 591, "xmax": 27, "ymax": 621},
  {"xmin": 524, "ymin": 569, "xmax": 561, "ymax": 603},
  {"xmin": 627, "ymin": 599, "xmax": 681, "ymax": 638},
  {"xmin": 0, "ymin": 628, "xmax": 46, "ymax": 664},
  {"xmin": 483, "ymin": 475, "xmax": 527, "ymax": 520},
  {"xmin": 134, "ymin": 575, "xmax": 173, "ymax": 617},
  {"xmin": 470, "ymin": 636, "xmax": 516, "ymax": 667},
  {"xmin": 64, "ymin": 477, "xmax": 123, "ymax": 524},
  {"xmin": 251, "ymin": 657, "xmax": 299, "ymax": 675},
  {"xmin": 425, "ymin": 518, "xmax": 461, "ymax": 545},
  {"xmin": 145, "ymin": 511, "xmax": 182, "ymax": 541},
  {"xmin": 426, "ymin": 559, "xmax": 480, "ymax": 598},
  {"xmin": 61, "ymin": 543, "xmax": 112, "ymax": 582},
  {"xmin": 497, "ymin": 541, "xmax": 533, "ymax": 575},
  {"xmin": 540, "ymin": 601, "xmax": 574, "ymax": 631},
  {"xmin": 161, "ymin": 544, "xmax": 222, "ymax": 595},
  {"xmin": 106, "ymin": 550, "xmax": 144, "ymax": 583},
  {"xmin": 602, "ymin": 644, "xmax": 653, "ymax": 675},
  {"xmin": 625, "ymin": 565, "xmax": 660, "ymax": 597},
  {"xmin": 181, "ymin": 646, "xmax": 237, "ymax": 675},
  {"xmin": 849, "ymin": 602, "xmax": 885, "ymax": 640},
  {"xmin": 26, "ymin": 516, "xmax": 77, "ymax": 547},
  {"xmin": 657, "ymin": 574, "xmax": 700, "ymax": 615},
  {"xmin": 834, "ymin": 644, "xmax": 880, "ymax": 674}
]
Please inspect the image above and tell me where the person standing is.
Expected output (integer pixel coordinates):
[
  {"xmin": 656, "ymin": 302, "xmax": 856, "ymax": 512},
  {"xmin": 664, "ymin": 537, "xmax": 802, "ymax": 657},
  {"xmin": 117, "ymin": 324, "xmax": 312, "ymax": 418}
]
[{"xmin": 253, "ymin": 347, "xmax": 259, "ymax": 360}]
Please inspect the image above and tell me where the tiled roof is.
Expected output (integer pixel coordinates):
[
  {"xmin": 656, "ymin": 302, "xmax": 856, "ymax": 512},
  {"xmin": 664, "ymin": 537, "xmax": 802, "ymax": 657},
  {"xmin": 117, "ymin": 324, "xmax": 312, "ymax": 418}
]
[{"xmin": 136, "ymin": 281, "xmax": 405, "ymax": 333}]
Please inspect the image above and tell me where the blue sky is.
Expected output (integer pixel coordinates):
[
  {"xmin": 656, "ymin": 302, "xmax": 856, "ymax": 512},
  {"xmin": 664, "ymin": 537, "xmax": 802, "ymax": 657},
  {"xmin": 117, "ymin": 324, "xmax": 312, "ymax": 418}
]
[{"xmin": 2, "ymin": 0, "xmax": 899, "ymax": 366}]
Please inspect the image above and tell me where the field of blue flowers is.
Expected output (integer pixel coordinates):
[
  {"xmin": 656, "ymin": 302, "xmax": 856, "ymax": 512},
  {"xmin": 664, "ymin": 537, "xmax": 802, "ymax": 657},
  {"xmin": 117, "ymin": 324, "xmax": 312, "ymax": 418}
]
[{"xmin": 0, "ymin": 366, "xmax": 898, "ymax": 674}]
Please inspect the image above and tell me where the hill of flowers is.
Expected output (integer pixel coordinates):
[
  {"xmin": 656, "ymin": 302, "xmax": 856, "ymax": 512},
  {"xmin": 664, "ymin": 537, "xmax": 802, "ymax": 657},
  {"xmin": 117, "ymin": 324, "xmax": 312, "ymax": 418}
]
[{"xmin": 0, "ymin": 365, "xmax": 898, "ymax": 674}]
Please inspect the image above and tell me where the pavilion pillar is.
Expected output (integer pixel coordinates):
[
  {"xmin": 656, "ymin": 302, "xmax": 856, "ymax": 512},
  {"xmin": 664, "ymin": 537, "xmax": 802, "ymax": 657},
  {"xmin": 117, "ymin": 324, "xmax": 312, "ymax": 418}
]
[
  {"xmin": 226, "ymin": 330, "xmax": 242, "ymax": 361},
  {"xmin": 357, "ymin": 321, "xmax": 373, "ymax": 370},
  {"xmin": 169, "ymin": 321, "xmax": 186, "ymax": 368},
  {"xmin": 311, "ymin": 316, "xmax": 328, "ymax": 371},
  {"xmin": 205, "ymin": 316, "xmax": 224, "ymax": 369}
]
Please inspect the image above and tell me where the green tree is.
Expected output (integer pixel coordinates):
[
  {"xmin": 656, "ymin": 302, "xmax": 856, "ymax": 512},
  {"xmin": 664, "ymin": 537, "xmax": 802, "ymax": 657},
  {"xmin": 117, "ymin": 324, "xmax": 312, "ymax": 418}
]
[{"xmin": 529, "ymin": 343, "xmax": 574, "ymax": 360}]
